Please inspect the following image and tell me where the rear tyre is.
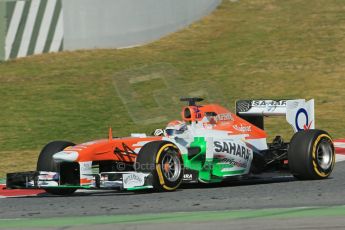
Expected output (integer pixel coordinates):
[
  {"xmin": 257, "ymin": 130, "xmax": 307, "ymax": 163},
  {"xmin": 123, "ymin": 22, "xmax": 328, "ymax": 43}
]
[
  {"xmin": 288, "ymin": 129, "xmax": 335, "ymax": 180},
  {"xmin": 135, "ymin": 141, "xmax": 183, "ymax": 192},
  {"xmin": 37, "ymin": 141, "xmax": 77, "ymax": 195}
]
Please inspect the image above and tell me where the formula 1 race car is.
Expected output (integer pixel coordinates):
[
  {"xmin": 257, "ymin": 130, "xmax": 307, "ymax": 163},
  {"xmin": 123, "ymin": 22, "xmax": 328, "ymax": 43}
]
[{"xmin": 6, "ymin": 98, "xmax": 335, "ymax": 195}]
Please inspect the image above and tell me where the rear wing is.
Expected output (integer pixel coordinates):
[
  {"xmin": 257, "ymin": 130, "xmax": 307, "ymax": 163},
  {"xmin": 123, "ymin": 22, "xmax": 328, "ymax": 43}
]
[{"xmin": 236, "ymin": 99, "xmax": 315, "ymax": 132}]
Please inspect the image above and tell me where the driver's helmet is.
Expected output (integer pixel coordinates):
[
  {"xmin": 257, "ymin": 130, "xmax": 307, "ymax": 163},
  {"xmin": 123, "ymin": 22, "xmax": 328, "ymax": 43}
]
[{"xmin": 165, "ymin": 120, "xmax": 187, "ymax": 136}]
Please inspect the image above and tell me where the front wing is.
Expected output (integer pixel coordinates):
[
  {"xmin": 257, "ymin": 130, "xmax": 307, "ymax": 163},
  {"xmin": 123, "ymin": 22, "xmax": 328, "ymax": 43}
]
[{"xmin": 6, "ymin": 171, "xmax": 153, "ymax": 191}]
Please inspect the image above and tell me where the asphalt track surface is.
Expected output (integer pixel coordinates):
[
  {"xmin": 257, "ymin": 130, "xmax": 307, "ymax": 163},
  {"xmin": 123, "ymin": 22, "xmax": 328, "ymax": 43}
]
[{"xmin": 1, "ymin": 161, "xmax": 345, "ymax": 229}]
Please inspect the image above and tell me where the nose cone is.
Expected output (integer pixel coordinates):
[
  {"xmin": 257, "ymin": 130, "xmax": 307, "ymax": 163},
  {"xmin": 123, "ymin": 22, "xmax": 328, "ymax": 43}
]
[{"xmin": 53, "ymin": 151, "xmax": 79, "ymax": 163}]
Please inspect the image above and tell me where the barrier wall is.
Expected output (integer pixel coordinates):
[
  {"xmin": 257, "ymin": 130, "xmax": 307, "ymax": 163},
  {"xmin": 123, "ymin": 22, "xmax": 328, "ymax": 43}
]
[
  {"xmin": 62, "ymin": 0, "xmax": 221, "ymax": 50},
  {"xmin": 1, "ymin": 0, "xmax": 63, "ymax": 60},
  {"xmin": 0, "ymin": 0, "xmax": 221, "ymax": 60},
  {"xmin": 0, "ymin": 2, "xmax": 6, "ymax": 60}
]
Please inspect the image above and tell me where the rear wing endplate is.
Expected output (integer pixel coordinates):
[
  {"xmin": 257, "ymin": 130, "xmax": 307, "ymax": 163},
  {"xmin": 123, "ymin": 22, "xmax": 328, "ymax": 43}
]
[{"xmin": 236, "ymin": 99, "xmax": 315, "ymax": 132}]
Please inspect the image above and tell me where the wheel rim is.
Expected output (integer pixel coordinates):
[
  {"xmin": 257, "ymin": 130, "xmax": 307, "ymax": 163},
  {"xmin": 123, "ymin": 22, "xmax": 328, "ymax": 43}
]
[
  {"xmin": 161, "ymin": 149, "xmax": 181, "ymax": 182},
  {"xmin": 316, "ymin": 140, "xmax": 333, "ymax": 170}
]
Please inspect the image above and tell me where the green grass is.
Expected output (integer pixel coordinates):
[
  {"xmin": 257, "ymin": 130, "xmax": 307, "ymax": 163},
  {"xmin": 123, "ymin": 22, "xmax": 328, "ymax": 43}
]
[{"xmin": 1, "ymin": 0, "xmax": 345, "ymax": 177}]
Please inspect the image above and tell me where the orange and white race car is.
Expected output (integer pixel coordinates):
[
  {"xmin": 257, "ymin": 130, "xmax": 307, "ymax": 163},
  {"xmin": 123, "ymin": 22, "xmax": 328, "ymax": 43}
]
[{"xmin": 6, "ymin": 98, "xmax": 335, "ymax": 195}]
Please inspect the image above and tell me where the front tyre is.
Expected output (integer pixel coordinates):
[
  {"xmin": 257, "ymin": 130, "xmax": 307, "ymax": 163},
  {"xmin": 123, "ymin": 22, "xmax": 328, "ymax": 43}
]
[
  {"xmin": 37, "ymin": 141, "xmax": 77, "ymax": 195},
  {"xmin": 288, "ymin": 129, "xmax": 335, "ymax": 180},
  {"xmin": 135, "ymin": 141, "xmax": 184, "ymax": 192}
]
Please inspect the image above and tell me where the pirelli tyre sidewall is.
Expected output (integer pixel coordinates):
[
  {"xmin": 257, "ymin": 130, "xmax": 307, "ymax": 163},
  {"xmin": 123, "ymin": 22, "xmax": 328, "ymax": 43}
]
[
  {"xmin": 135, "ymin": 141, "xmax": 184, "ymax": 192},
  {"xmin": 288, "ymin": 129, "xmax": 335, "ymax": 180}
]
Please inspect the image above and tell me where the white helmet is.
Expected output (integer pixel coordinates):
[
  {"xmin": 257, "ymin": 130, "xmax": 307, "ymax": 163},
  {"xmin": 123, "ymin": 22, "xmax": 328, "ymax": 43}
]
[{"xmin": 165, "ymin": 120, "xmax": 187, "ymax": 137}]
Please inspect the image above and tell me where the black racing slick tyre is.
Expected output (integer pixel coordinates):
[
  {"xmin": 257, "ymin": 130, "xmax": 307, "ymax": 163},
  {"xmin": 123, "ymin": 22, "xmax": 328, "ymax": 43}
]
[
  {"xmin": 37, "ymin": 141, "xmax": 77, "ymax": 195},
  {"xmin": 135, "ymin": 141, "xmax": 184, "ymax": 192},
  {"xmin": 288, "ymin": 129, "xmax": 335, "ymax": 180}
]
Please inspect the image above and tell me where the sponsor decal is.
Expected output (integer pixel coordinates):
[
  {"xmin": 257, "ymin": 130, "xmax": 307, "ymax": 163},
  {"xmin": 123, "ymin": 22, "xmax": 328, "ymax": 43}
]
[
  {"xmin": 113, "ymin": 143, "xmax": 137, "ymax": 163},
  {"xmin": 214, "ymin": 141, "xmax": 251, "ymax": 160},
  {"xmin": 233, "ymin": 124, "xmax": 251, "ymax": 132},
  {"xmin": 80, "ymin": 161, "xmax": 92, "ymax": 171},
  {"xmin": 295, "ymin": 108, "xmax": 312, "ymax": 131},
  {"xmin": 251, "ymin": 100, "xmax": 287, "ymax": 107},
  {"xmin": 251, "ymin": 100, "xmax": 286, "ymax": 112},
  {"xmin": 80, "ymin": 162, "xmax": 93, "ymax": 185},
  {"xmin": 37, "ymin": 181, "xmax": 59, "ymax": 187},
  {"xmin": 182, "ymin": 169, "xmax": 199, "ymax": 183},
  {"xmin": 215, "ymin": 113, "xmax": 233, "ymax": 122},
  {"xmin": 204, "ymin": 113, "xmax": 233, "ymax": 126},
  {"xmin": 220, "ymin": 158, "xmax": 247, "ymax": 168},
  {"xmin": 38, "ymin": 172, "xmax": 59, "ymax": 181},
  {"xmin": 194, "ymin": 107, "xmax": 202, "ymax": 119},
  {"xmin": 123, "ymin": 173, "xmax": 145, "ymax": 188},
  {"xmin": 183, "ymin": 174, "xmax": 193, "ymax": 180}
]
